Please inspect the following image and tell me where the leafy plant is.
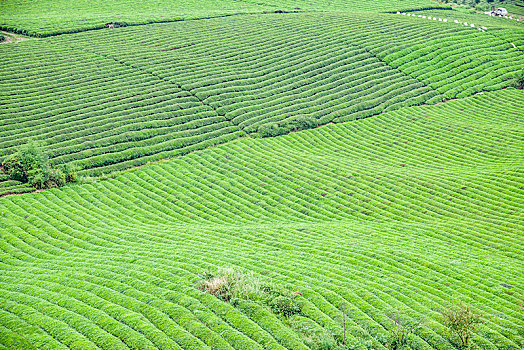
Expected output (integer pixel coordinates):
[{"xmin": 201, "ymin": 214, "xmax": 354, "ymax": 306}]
[
  {"xmin": 1, "ymin": 141, "xmax": 77, "ymax": 189},
  {"xmin": 386, "ymin": 309, "xmax": 422, "ymax": 350},
  {"xmin": 1, "ymin": 141, "xmax": 47, "ymax": 183},
  {"xmin": 441, "ymin": 303, "xmax": 484, "ymax": 349},
  {"xmin": 512, "ymin": 70, "xmax": 524, "ymax": 90},
  {"xmin": 269, "ymin": 296, "xmax": 301, "ymax": 317},
  {"xmin": 195, "ymin": 267, "xmax": 265, "ymax": 302},
  {"xmin": 31, "ymin": 165, "xmax": 66, "ymax": 189},
  {"xmin": 59, "ymin": 163, "xmax": 79, "ymax": 183},
  {"xmin": 258, "ymin": 115, "xmax": 318, "ymax": 137}
]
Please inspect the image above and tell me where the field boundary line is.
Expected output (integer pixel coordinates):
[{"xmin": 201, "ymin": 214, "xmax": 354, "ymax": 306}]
[
  {"xmin": 350, "ymin": 41, "xmax": 443, "ymax": 101},
  {"xmin": 0, "ymin": 10, "xmax": 308, "ymax": 38},
  {"xmin": 64, "ymin": 43, "xmax": 231, "ymax": 122}
]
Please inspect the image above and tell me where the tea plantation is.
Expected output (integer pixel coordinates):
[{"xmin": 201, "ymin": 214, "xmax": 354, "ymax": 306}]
[
  {"xmin": 0, "ymin": 0, "xmax": 523, "ymax": 349},
  {"xmin": 1, "ymin": 89, "xmax": 523, "ymax": 349},
  {"xmin": 1, "ymin": 13, "xmax": 523, "ymax": 179},
  {"xmin": 0, "ymin": 0, "xmax": 447, "ymax": 36}
]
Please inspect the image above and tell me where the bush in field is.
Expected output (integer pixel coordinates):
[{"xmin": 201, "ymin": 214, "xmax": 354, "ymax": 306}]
[
  {"xmin": 512, "ymin": 71, "xmax": 524, "ymax": 90},
  {"xmin": 258, "ymin": 115, "xmax": 318, "ymax": 137},
  {"xmin": 31, "ymin": 166, "xmax": 66, "ymax": 189},
  {"xmin": 60, "ymin": 163, "xmax": 79, "ymax": 183},
  {"xmin": 196, "ymin": 267, "xmax": 265, "ymax": 302},
  {"xmin": 2, "ymin": 141, "xmax": 48, "ymax": 182},
  {"xmin": 1, "ymin": 141, "xmax": 77, "ymax": 189},
  {"xmin": 441, "ymin": 303, "xmax": 484, "ymax": 349},
  {"xmin": 196, "ymin": 267, "xmax": 302, "ymax": 318},
  {"xmin": 386, "ymin": 309, "xmax": 422, "ymax": 350},
  {"xmin": 269, "ymin": 296, "xmax": 301, "ymax": 317}
]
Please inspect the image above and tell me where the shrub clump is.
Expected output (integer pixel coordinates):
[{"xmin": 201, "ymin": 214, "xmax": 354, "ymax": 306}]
[
  {"xmin": 258, "ymin": 115, "xmax": 318, "ymax": 137},
  {"xmin": 195, "ymin": 267, "xmax": 264, "ymax": 302},
  {"xmin": 386, "ymin": 309, "xmax": 422, "ymax": 350},
  {"xmin": 511, "ymin": 70, "xmax": 524, "ymax": 90},
  {"xmin": 196, "ymin": 267, "xmax": 302, "ymax": 317},
  {"xmin": 1, "ymin": 141, "xmax": 77, "ymax": 189},
  {"xmin": 269, "ymin": 295, "xmax": 301, "ymax": 317},
  {"xmin": 441, "ymin": 303, "xmax": 484, "ymax": 349}
]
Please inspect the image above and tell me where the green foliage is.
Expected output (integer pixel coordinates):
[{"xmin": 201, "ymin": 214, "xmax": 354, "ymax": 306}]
[
  {"xmin": 196, "ymin": 267, "xmax": 303, "ymax": 320},
  {"xmin": 1, "ymin": 141, "xmax": 76, "ymax": 189},
  {"xmin": 1, "ymin": 141, "xmax": 47, "ymax": 183},
  {"xmin": 59, "ymin": 163, "xmax": 79, "ymax": 183},
  {"xmin": 30, "ymin": 166, "xmax": 66, "ymax": 189},
  {"xmin": 195, "ymin": 267, "xmax": 265, "ymax": 302},
  {"xmin": 269, "ymin": 296, "xmax": 302, "ymax": 317},
  {"xmin": 289, "ymin": 316, "xmax": 341, "ymax": 349},
  {"xmin": 258, "ymin": 116, "xmax": 318, "ymax": 137},
  {"xmin": 441, "ymin": 303, "xmax": 484, "ymax": 349},
  {"xmin": 511, "ymin": 70, "xmax": 524, "ymax": 89},
  {"xmin": 386, "ymin": 310, "xmax": 422, "ymax": 350}
]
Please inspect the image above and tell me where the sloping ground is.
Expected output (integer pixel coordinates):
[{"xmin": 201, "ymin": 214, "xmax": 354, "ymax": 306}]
[
  {"xmin": 504, "ymin": 2, "xmax": 524, "ymax": 17},
  {"xmin": 1, "ymin": 13, "xmax": 523, "ymax": 178},
  {"xmin": 0, "ymin": 30, "xmax": 30, "ymax": 44},
  {"xmin": 0, "ymin": 0, "xmax": 277, "ymax": 37},
  {"xmin": 0, "ymin": 0, "xmax": 440, "ymax": 36},
  {"xmin": 410, "ymin": 8, "xmax": 524, "ymax": 50},
  {"xmin": 1, "ymin": 89, "xmax": 522, "ymax": 350},
  {"xmin": 444, "ymin": 0, "xmax": 524, "ymax": 17}
]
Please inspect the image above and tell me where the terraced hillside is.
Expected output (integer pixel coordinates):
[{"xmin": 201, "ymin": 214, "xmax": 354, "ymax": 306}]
[
  {"xmin": 1, "ymin": 90, "xmax": 523, "ymax": 350},
  {"xmin": 1, "ymin": 12, "xmax": 523, "ymax": 184},
  {"xmin": 0, "ymin": 0, "xmax": 444, "ymax": 36},
  {"xmin": 411, "ymin": 7, "xmax": 524, "ymax": 49}
]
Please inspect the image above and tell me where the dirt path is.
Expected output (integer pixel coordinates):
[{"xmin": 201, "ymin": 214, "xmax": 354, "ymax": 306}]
[{"xmin": 1, "ymin": 31, "xmax": 30, "ymax": 44}]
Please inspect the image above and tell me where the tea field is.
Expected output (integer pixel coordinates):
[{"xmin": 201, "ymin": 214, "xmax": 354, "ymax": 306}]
[
  {"xmin": 0, "ymin": 0, "xmax": 447, "ymax": 36},
  {"xmin": 0, "ymin": 0, "xmax": 523, "ymax": 349},
  {"xmin": 0, "ymin": 89, "xmax": 523, "ymax": 349},
  {"xmin": 1, "ymin": 12, "xmax": 523, "ymax": 181}
]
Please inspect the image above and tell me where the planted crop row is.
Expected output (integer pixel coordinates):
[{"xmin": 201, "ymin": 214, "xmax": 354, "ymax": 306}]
[
  {"xmin": 0, "ymin": 0, "xmax": 443, "ymax": 36},
  {"xmin": 1, "ymin": 12, "xmax": 522, "ymax": 177},
  {"xmin": 0, "ymin": 41, "xmax": 242, "ymax": 176},
  {"xmin": 63, "ymin": 13, "xmax": 522, "ymax": 128},
  {"xmin": 0, "ymin": 90, "xmax": 522, "ymax": 349}
]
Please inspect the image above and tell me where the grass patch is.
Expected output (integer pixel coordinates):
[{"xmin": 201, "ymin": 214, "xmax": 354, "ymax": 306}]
[{"xmin": 196, "ymin": 267, "xmax": 302, "ymax": 316}]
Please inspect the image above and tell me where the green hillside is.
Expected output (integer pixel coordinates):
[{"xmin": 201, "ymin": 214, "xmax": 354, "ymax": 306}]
[
  {"xmin": 1, "ymin": 13, "xmax": 523, "ymax": 181},
  {"xmin": 0, "ymin": 0, "xmax": 444, "ymax": 36},
  {"xmin": 1, "ymin": 90, "xmax": 523, "ymax": 349},
  {"xmin": 1, "ymin": 0, "xmax": 523, "ymax": 348}
]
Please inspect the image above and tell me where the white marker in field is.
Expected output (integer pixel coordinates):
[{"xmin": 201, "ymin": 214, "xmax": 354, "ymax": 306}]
[{"xmin": 511, "ymin": 43, "xmax": 517, "ymax": 49}]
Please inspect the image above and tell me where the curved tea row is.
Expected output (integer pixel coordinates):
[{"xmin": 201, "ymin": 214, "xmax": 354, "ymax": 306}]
[
  {"xmin": 2, "ymin": 13, "xmax": 523, "ymax": 178},
  {"xmin": 0, "ymin": 90, "xmax": 522, "ymax": 349}
]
